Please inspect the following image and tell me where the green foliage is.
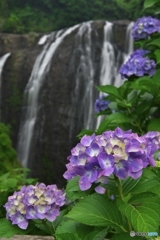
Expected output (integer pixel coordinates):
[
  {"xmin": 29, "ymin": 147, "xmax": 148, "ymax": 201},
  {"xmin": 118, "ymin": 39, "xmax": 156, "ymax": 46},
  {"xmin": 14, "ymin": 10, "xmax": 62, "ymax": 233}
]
[
  {"xmin": 0, "ymin": 123, "xmax": 19, "ymax": 174},
  {"xmin": 0, "ymin": 122, "xmax": 36, "ymax": 219},
  {"xmin": 0, "ymin": 218, "xmax": 34, "ymax": 238},
  {"xmin": 0, "ymin": 0, "xmax": 156, "ymax": 33}
]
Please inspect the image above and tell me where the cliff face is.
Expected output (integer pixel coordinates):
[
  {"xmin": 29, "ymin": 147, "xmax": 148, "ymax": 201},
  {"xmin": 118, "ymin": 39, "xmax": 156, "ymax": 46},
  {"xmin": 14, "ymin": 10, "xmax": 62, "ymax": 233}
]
[
  {"xmin": 0, "ymin": 32, "xmax": 42, "ymax": 144},
  {"xmin": 0, "ymin": 20, "xmax": 131, "ymax": 187}
]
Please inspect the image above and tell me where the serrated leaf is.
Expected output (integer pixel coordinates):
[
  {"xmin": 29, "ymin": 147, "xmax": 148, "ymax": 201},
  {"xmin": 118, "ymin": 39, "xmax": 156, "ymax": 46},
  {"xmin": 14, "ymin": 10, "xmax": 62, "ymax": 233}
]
[
  {"xmin": 0, "ymin": 218, "xmax": 33, "ymax": 238},
  {"xmin": 66, "ymin": 193, "xmax": 128, "ymax": 232},
  {"xmin": 144, "ymin": 0, "xmax": 160, "ymax": 8},
  {"xmin": 117, "ymin": 194, "xmax": 160, "ymax": 232}
]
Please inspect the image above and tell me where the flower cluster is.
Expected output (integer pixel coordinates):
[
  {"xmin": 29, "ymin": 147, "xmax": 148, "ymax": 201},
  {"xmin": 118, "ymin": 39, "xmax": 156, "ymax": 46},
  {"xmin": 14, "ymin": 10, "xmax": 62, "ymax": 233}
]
[
  {"xmin": 132, "ymin": 16, "xmax": 160, "ymax": 41},
  {"xmin": 143, "ymin": 131, "xmax": 160, "ymax": 151},
  {"xmin": 119, "ymin": 49, "xmax": 156, "ymax": 79},
  {"xmin": 94, "ymin": 95, "xmax": 109, "ymax": 113},
  {"xmin": 63, "ymin": 127, "xmax": 156, "ymax": 192},
  {"xmin": 4, "ymin": 183, "xmax": 66, "ymax": 229}
]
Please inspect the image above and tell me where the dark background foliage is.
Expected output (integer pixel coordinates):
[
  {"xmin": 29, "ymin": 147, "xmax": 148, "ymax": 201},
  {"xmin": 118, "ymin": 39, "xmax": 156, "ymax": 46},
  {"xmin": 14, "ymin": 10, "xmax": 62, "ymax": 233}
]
[{"xmin": 0, "ymin": 0, "xmax": 155, "ymax": 33}]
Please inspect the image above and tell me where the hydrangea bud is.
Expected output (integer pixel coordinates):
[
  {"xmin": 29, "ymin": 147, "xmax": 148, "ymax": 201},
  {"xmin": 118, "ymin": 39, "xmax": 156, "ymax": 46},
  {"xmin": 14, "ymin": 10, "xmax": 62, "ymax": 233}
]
[{"xmin": 94, "ymin": 95, "xmax": 109, "ymax": 113}]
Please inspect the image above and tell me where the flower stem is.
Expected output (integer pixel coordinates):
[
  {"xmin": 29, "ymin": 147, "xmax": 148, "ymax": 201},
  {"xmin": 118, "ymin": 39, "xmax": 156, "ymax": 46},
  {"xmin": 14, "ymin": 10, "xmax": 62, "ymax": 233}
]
[
  {"xmin": 114, "ymin": 176, "xmax": 124, "ymax": 201},
  {"xmin": 42, "ymin": 220, "xmax": 55, "ymax": 238},
  {"xmin": 114, "ymin": 175, "xmax": 132, "ymax": 232}
]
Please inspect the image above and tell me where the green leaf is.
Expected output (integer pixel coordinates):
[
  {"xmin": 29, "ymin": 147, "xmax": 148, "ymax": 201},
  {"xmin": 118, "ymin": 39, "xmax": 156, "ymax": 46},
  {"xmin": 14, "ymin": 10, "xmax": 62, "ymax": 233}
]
[
  {"xmin": 96, "ymin": 112, "xmax": 130, "ymax": 134},
  {"xmin": 110, "ymin": 232, "xmax": 146, "ymax": 240},
  {"xmin": 53, "ymin": 209, "xmax": 69, "ymax": 229},
  {"xmin": 152, "ymin": 69, "xmax": 160, "ymax": 85},
  {"xmin": 131, "ymin": 178, "xmax": 160, "ymax": 194},
  {"xmin": 66, "ymin": 193, "xmax": 128, "ymax": 232},
  {"xmin": 144, "ymin": 0, "xmax": 160, "ymax": 8},
  {"xmin": 132, "ymin": 78, "xmax": 158, "ymax": 95},
  {"xmin": 154, "ymin": 49, "xmax": 160, "ymax": 64},
  {"xmin": 117, "ymin": 194, "xmax": 160, "ymax": 232},
  {"xmin": 135, "ymin": 100, "xmax": 152, "ymax": 116},
  {"xmin": 147, "ymin": 118, "xmax": 160, "ymax": 131},
  {"xmin": 148, "ymin": 38, "xmax": 160, "ymax": 48},
  {"xmin": 0, "ymin": 218, "xmax": 33, "ymax": 238},
  {"xmin": 65, "ymin": 177, "xmax": 93, "ymax": 200},
  {"xmin": 56, "ymin": 219, "xmax": 78, "ymax": 234},
  {"xmin": 56, "ymin": 220, "xmax": 101, "ymax": 240},
  {"xmin": 56, "ymin": 233, "xmax": 80, "ymax": 240},
  {"xmin": 77, "ymin": 129, "xmax": 95, "ymax": 138},
  {"xmin": 97, "ymin": 85, "xmax": 122, "ymax": 100},
  {"xmin": 121, "ymin": 177, "xmax": 141, "ymax": 196},
  {"xmin": 1, "ymin": 178, "xmax": 18, "ymax": 189},
  {"xmin": 85, "ymin": 228, "xmax": 108, "ymax": 240}
]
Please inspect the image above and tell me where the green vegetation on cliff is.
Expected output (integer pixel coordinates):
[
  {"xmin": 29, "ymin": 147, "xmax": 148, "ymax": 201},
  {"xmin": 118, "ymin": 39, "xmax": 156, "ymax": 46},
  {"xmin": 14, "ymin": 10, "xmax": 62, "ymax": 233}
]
[{"xmin": 0, "ymin": 0, "xmax": 155, "ymax": 33}]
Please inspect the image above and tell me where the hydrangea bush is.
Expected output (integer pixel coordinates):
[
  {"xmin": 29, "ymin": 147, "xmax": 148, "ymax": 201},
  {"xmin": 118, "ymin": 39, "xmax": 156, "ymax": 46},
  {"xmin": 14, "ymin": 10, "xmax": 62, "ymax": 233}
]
[{"xmin": 1, "ymin": 0, "xmax": 160, "ymax": 239}]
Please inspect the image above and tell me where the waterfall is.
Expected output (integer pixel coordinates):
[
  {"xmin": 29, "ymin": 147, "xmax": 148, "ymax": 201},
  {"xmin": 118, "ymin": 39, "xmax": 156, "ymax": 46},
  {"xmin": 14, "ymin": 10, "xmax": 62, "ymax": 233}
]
[
  {"xmin": 17, "ymin": 25, "xmax": 79, "ymax": 167},
  {"xmin": 15, "ymin": 20, "xmax": 133, "ymax": 183},
  {"xmin": 68, "ymin": 21, "xmax": 96, "ymax": 139},
  {"xmin": 0, "ymin": 53, "xmax": 11, "ymax": 119},
  {"xmin": 0, "ymin": 53, "xmax": 11, "ymax": 92},
  {"xmin": 95, "ymin": 21, "xmax": 134, "ymax": 129}
]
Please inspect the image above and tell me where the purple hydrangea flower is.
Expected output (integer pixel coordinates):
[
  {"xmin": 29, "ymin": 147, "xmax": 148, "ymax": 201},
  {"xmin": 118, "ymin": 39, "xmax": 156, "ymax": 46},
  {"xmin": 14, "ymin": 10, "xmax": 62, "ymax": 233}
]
[
  {"xmin": 4, "ymin": 184, "xmax": 66, "ymax": 229},
  {"xmin": 143, "ymin": 131, "xmax": 160, "ymax": 153},
  {"xmin": 119, "ymin": 49, "xmax": 156, "ymax": 79},
  {"xmin": 94, "ymin": 95, "xmax": 109, "ymax": 113},
  {"xmin": 132, "ymin": 16, "xmax": 160, "ymax": 40},
  {"xmin": 63, "ymin": 127, "xmax": 157, "ymax": 192}
]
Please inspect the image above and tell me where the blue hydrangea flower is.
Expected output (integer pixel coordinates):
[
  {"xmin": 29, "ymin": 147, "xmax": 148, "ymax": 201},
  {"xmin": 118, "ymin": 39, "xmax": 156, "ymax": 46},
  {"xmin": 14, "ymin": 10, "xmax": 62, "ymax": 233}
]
[
  {"xmin": 4, "ymin": 184, "xmax": 66, "ymax": 229},
  {"xmin": 119, "ymin": 49, "xmax": 156, "ymax": 79},
  {"xmin": 94, "ymin": 95, "xmax": 109, "ymax": 113},
  {"xmin": 132, "ymin": 16, "xmax": 160, "ymax": 40},
  {"xmin": 63, "ymin": 127, "xmax": 157, "ymax": 192}
]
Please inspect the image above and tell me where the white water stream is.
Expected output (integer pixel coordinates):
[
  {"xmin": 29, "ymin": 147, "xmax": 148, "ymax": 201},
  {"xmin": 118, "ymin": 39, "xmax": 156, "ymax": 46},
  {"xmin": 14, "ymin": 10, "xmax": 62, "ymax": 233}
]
[
  {"xmin": 96, "ymin": 21, "xmax": 134, "ymax": 129},
  {"xmin": 17, "ymin": 25, "xmax": 79, "ymax": 167},
  {"xmin": 0, "ymin": 53, "xmax": 11, "ymax": 119}
]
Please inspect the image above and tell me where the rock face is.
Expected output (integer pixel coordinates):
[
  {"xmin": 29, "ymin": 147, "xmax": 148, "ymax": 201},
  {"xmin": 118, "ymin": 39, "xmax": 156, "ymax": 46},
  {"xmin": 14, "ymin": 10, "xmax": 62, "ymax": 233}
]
[{"xmin": 0, "ymin": 20, "xmax": 131, "ymax": 187}]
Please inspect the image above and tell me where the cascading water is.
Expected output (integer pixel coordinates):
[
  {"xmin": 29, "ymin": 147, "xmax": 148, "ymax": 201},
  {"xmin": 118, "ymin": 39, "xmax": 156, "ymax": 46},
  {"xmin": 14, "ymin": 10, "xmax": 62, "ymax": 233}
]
[
  {"xmin": 0, "ymin": 53, "xmax": 11, "ymax": 119},
  {"xmin": 68, "ymin": 21, "xmax": 96, "ymax": 139},
  {"xmin": 17, "ymin": 25, "xmax": 79, "ymax": 167},
  {"xmin": 15, "ymin": 20, "xmax": 134, "ymax": 184},
  {"xmin": 95, "ymin": 21, "xmax": 134, "ymax": 128}
]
